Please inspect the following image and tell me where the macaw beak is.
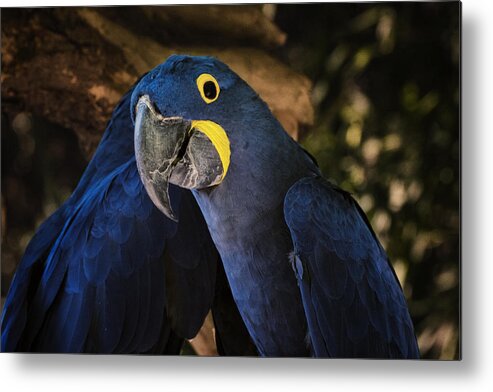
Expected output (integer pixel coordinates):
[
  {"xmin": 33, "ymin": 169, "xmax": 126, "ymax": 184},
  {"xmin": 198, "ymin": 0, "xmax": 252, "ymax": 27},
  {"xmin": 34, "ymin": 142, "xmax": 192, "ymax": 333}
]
[{"xmin": 134, "ymin": 95, "xmax": 230, "ymax": 221}]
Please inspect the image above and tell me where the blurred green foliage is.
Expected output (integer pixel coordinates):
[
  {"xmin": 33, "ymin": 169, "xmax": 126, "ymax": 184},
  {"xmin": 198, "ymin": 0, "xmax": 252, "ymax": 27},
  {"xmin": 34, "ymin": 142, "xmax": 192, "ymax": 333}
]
[{"xmin": 276, "ymin": 2, "xmax": 460, "ymax": 359}]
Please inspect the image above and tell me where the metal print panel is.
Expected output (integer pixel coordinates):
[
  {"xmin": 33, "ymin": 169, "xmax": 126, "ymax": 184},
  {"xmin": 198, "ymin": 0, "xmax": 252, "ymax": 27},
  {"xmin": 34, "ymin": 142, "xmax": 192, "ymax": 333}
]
[{"xmin": 1, "ymin": 2, "xmax": 460, "ymax": 359}]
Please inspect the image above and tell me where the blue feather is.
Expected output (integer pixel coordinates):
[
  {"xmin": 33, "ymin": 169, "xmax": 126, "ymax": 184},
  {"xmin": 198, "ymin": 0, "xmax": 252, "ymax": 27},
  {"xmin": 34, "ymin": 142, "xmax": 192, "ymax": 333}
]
[
  {"xmin": 129, "ymin": 55, "xmax": 420, "ymax": 358},
  {"xmin": 1, "ymin": 84, "xmax": 222, "ymax": 353},
  {"xmin": 285, "ymin": 176, "xmax": 420, "ymax": 358}
]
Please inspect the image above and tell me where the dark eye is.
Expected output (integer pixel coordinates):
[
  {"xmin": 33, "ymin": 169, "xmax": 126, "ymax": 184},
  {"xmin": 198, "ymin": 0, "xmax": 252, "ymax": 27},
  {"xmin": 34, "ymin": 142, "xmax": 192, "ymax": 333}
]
[
  {"xmin": 203, "ymin": 81, "xmax": 217, "ymax": 100},
  {"xmin": 196, "ymin": 73, "xmax": 220, "ymax": 104}
]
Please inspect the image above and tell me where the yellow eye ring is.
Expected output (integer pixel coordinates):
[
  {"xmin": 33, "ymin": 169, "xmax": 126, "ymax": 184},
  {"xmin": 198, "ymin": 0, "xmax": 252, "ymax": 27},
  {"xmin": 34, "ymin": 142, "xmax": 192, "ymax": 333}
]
[{"xmin": 196, "ymin": 74, "xmax": 220, "ymax": 104}]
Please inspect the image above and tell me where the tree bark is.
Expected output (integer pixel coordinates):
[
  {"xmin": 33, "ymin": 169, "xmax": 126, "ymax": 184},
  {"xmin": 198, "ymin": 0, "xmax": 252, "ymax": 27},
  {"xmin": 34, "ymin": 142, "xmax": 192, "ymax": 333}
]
[{"xmin": 2, "ymin": 6, "xmax": 313, "ymax": 158}]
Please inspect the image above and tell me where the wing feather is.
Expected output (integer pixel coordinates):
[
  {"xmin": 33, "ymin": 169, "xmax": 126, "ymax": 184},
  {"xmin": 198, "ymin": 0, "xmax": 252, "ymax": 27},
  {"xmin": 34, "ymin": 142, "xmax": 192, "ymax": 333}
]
[
  {"xmin": 1, "ymin": 84, "xmax": 218, "ymax": 353},
  {"xmin": 284, "ymin": 176, "xmax": 419, "ymax": 358}
]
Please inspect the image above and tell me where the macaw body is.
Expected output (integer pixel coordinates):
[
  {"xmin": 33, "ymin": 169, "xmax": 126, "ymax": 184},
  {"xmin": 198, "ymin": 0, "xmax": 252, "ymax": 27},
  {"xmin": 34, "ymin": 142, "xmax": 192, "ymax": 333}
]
[
  {"xmin": 190, "ymin": 121, "xmax": 315, "ymax": 356},
  {"xmin": 132, "ymin": 55, "xmax": 420, "ymax": 358},
  {"xmin": 1, "ymin": 86, "xmax": 255, "ymax": 355}
]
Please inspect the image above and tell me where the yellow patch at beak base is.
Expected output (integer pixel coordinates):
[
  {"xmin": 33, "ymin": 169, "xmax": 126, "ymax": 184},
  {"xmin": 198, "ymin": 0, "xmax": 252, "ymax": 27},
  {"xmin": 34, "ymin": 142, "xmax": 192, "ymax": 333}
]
[{"xmin": 190, "ymin": 120, "xmax": 231, "ymax": 180}]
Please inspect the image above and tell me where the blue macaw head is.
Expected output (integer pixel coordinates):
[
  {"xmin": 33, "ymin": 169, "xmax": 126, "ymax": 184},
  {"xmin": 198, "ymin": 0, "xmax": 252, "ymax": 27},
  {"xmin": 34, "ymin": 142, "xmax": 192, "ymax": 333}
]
[{"xmin": 132, "ymin": 54, "xmax": 296, "ymax": 221}]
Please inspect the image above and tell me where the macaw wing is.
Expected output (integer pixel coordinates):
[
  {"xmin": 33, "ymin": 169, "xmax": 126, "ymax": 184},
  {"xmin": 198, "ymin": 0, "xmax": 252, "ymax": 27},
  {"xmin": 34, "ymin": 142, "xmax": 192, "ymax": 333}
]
[
  {"xmin": 0, "ymin": 86, "xmax": 139, "ymax": 352},
  {"xmin": 3, "ymin": 159, "xmax": 174, "ymax": 353},
  {"xmin": 0, "ymin": 204, "xmax": 70, "ymax": 352},
  {"xmin": 284, "ymin": 176, "xmax": 419, "ymax": 358},
  {"xmin": 1, "ymin": 86, "xmax": 218, "ymax": 353}
]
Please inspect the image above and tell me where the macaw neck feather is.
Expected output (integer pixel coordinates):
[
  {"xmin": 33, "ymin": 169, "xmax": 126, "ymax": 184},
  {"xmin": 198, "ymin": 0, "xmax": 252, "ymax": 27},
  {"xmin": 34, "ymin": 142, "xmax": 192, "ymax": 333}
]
[
  {"xmin": 190, "ymin": 118, "xmax": 317, "ymax": 356},
  {"xmin": 192, "ymin": 116, "xmax": 318, "ymax": 248}
]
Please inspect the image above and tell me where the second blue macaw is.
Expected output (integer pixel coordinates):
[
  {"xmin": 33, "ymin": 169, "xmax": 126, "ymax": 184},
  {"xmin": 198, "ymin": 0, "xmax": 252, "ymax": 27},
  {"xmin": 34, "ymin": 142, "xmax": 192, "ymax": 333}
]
[{"xmin": 131, "ymin": 55, "xmax": 420, "ymax": 358}]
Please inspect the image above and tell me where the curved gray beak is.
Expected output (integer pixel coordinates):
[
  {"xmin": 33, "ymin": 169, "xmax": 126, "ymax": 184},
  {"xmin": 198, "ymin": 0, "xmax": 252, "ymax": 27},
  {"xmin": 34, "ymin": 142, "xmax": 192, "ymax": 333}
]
[{"xmin": 134, "ymin": 95, "xmax": 225, "ymax": 221}]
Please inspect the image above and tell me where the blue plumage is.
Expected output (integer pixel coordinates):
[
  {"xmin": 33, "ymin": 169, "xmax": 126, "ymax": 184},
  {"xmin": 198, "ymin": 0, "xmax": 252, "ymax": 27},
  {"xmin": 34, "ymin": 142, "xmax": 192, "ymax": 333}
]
[
  {"xmin": 1, "ymin": 88, "xmax": 180, "ymax": 352},
  {"xmin": 1, "ymin": 84, "xmax": 251, "ymax": 354},
  {"xmin": 132, "ymin": 55, "xmax": 420, "ymax": 358},
  {"xmin": 4, "ymin": 53, "xmax": 419, "ymax": 358},
  {"xmin": 285, "ymin": 177, "xmax": 419, "ymax": 357}
]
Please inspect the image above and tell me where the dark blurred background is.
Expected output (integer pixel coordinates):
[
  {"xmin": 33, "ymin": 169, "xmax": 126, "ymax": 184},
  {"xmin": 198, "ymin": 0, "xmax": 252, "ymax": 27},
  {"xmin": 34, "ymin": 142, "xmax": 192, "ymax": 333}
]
[
  {"xmin": 276, "ymin": 2, "xmax": 460, "ymax": 360},
  {"xmin": 1, "ymin": 2, "xmax": 460, "ymax": 359}
]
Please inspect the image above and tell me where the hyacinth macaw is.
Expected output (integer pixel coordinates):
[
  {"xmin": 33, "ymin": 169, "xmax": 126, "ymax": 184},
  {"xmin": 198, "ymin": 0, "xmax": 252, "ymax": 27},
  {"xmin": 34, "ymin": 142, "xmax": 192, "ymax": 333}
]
[
  {"xmin": 132, "ymin": 54, "xmax": 420, "ymax": 358},
  {"xmin": 1, "ymin": 83, "xmax": 256, "ymax": 355}
]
